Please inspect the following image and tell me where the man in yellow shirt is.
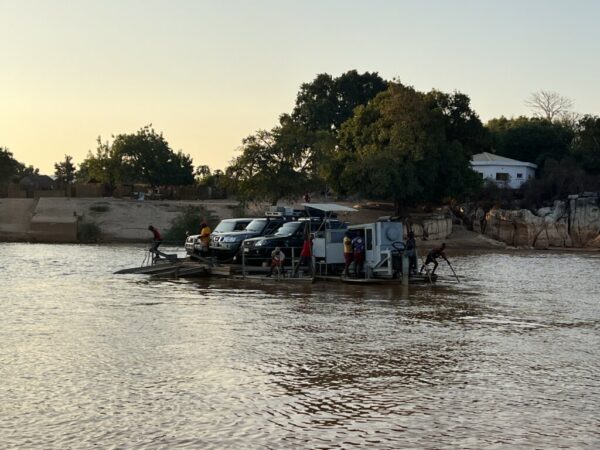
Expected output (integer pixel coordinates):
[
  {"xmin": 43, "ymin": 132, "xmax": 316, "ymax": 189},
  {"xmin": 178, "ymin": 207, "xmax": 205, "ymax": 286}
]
[
  {"xmin": 343, "ymin": 231, "xmax": 354, "ymax": 277},
  {"xmin": 199, "ymin": 221, "xmax": 212, "ymax": 255}
]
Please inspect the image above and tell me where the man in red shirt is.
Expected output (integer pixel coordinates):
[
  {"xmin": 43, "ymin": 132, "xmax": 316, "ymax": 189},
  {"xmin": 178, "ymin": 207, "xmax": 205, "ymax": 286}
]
[
  {"xmin": 148, "ymin": 225, "xmax": 163, "ymax": 253},
  {"xmin": 293, "ymin": 234, "xmax": 313, "ymax": 277}
]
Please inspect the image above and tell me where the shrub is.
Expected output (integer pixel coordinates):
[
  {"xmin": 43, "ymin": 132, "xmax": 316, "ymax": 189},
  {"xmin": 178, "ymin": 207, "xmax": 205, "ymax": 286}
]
[
  {"xmin": 78, "ymin": 221, "xmax": 101, "ymax": 242},
  {"xmin": 90, "ymin": 203, "xmax": 110, "ymax": 213},
  {"xmin": 163, "ymin": 206, "xmax": 219, "ymax": 244}
]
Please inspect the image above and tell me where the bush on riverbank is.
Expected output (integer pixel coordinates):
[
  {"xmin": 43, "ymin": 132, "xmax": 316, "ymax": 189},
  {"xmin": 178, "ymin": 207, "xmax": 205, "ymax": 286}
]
[
  {"xmin": 78, "ymin": 221, "xmax": 101, "ymax": 242},
  {"xmin": 163, "ymin": 206, "xmax": 219, "ymax": 244}
]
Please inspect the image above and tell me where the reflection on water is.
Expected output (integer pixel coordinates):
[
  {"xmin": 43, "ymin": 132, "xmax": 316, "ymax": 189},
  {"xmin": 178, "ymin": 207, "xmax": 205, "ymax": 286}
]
[{"xmin": 1, "ymin": 244, "xmax": 599, "ymax": 449}]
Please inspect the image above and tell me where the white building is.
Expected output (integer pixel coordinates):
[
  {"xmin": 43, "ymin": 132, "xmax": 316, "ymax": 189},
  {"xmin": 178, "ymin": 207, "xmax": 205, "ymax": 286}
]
[{"xmin": 470, "ymin": 152, "xmax": 537, "ymax": 189}]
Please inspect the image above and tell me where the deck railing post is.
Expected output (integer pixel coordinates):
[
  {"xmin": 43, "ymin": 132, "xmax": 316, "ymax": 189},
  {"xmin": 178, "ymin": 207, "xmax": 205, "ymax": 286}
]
[
  {"xmin": 242, "ymin": 246, "xmax": 246, "ymax": 278},
  {"xmin": 291, "ymin": 247, "xmax": 295, "ymax": 278},
  {"xmin": 402, "ymin": 251, "xmax": 409, "ymax": 286}
]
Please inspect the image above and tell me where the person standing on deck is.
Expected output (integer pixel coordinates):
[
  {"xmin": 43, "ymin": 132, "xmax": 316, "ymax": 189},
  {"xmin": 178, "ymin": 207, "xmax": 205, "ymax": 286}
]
[
  {"xmin": 343, "ymin": 231, "xmax": 354, "ymax": 277},
  {"xmin": 405, "ymin": 231, "xmax": 417, "ymax": 275},
  {"xmin": 420, "ymin": 243, "xmax": 448, "ymax": 275},
  {"xmin": 199, "ymin": 221, "xmax": 212, "ymax": 256},
  {"xmin": 148, "ymin": 225, "xmax": 163, "ymax": 253},
  {"xmin": 294, "ymin": 234, "xmax": 313, "ymax": 276},
  {"xmin": 351, "ymin": 232, "xmax": 366, "ymax": 278}
]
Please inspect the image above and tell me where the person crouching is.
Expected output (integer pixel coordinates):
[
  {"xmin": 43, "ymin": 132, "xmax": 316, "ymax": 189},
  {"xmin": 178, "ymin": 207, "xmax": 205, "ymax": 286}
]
[{"xmin": 267, "ymin": 247, "xmax": 285, "ymax": 277}]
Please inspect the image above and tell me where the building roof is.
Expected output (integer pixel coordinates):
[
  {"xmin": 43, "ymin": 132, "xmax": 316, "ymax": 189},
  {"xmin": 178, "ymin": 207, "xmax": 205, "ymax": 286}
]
[
  {"xmin": 471, "ymin": 152, "xmax": 537, "ymax": 169},
  {"xmin": 302, "ymin": 203, "xmax": 357, "ymax": 212}
]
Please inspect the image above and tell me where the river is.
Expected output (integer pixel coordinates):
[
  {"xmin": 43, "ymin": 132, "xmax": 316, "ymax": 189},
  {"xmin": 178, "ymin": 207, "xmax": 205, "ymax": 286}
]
[{"xmin": 0, "ymin": 243, "xmax": 599, "ymax": 449}]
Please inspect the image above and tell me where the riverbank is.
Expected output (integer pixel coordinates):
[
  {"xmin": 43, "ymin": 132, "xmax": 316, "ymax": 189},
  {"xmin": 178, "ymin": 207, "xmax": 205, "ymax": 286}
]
[
  {"xmin": 0, "ymin": 197, "xmax": 506, "ymax": 251},
  {"xmin": 0, "ymin": 198, "xmax": 240, "ymax": 243}
]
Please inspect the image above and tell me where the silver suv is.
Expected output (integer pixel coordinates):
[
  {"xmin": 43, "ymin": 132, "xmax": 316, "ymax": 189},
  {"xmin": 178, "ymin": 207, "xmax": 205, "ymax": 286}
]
[{"xmin": 185, "ymin": 218, "xmax": 253, "ymax": 256}]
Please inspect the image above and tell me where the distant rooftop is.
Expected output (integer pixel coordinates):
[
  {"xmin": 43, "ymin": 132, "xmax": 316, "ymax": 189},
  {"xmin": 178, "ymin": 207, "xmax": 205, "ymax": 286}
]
[{"xmin": 471, "ymin": 152, "xmax": 537, "ymax": 168}]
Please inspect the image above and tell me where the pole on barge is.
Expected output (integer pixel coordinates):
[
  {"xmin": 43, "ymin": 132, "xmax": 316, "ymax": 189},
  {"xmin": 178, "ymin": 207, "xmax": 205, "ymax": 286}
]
[{"xmin": 402, "ymin": 252, "xmax": 409, "ymax": 286}]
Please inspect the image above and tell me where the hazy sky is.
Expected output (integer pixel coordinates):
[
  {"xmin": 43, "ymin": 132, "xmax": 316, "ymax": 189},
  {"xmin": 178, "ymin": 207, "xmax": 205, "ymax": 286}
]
[{"xmin": 1, "ymin": 0, "xmax": 599, "ymax": 174}]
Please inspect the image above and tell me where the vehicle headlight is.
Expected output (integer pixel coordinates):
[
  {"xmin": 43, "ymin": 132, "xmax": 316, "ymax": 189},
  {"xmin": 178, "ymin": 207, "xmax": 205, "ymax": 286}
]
[{"xmin": 254, "ymin": 239, "xmax": 268, "ymax": 247}]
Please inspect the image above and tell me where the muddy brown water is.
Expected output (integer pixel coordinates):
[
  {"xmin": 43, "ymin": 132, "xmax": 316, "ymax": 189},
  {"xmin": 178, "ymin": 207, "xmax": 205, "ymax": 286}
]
[{"xmin": 1, "ymin": 243, "xmax": 599, "ymax": 449}]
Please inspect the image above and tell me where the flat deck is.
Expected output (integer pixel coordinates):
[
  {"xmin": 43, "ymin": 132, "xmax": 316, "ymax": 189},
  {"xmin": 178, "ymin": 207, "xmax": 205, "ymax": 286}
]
[{"xmin": 115, "ymin": 260, "xmax": 438, "ymax": 284}]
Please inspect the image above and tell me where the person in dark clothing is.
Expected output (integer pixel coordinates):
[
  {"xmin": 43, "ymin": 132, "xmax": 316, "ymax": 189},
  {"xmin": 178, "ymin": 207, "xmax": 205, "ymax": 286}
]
[
  {"xmin": 405, "ymin": 231, "xmax": 417, "ymax": 275},
  {"xmin": 351, "ymin": 232, "xmax": 366, "ymax": 277},
  {"xmin": 420, "ymin": 243, "xmax": 447, "ymax": 275},
  {"xmin": 148, "ymin": 225, "xmax": 163, "ymax": 253}
]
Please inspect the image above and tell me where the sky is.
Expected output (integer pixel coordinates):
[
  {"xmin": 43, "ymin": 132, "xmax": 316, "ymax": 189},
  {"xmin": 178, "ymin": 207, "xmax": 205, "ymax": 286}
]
[{"xmin": 1, "ymin": 0, "xmax": 600, "ymax": 175}]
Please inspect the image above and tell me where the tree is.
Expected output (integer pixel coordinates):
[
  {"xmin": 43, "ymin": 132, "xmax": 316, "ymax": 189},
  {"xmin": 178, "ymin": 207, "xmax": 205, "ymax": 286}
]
[
  {"xmin": 76, "ymin": 138, "xmax": 120, "ymax": 186},
  {"xmin": 114, "ymin": 126, "xmax": 194, "ymax": 186},
  {"xmin": 571, "ymin": 115, "xmax": 600, "ymax": 174},
  {"xmin": 227, "ymin": 126, "xmax": 312, "ymax": 205},
  {"xmin": 334, "ymin": 83, "xmax": 481, "ymax": 213},
  {"xmin": 292, "ymin": 70, "xmax": 388, "ymax": 133},
  {"xmin": 195, "ymin": 165, "xmax": 211, "ymax": 180},
  {"xmin": 424, "ymin": 90, "xmax": 491, "ymax": 157},
  {"xmin": 77, "ymin": 126, "xmax": 195, "ymax": 187},
  {"xmin": 522, "ymin": 158, "xmax": 588, "ymax": 208},
  {"xmin": 526, "ymin": 90, "xmax": 574, "ymax": 122},
  {"xmin": 54, "ymin": 155, "xmax": 76, "ymax": 187},
  {"xmin": 288, "ymin": 71, "xmax": 388, "ymax": 191},
  {"xmin": 0, "ymin": 147, "xmax": 38, "ymax": 183},
  {"xmin": 0, "ymin": 147, "xmax": 23, "ymax": 183},
  {"xmin": 487, "ymin": 116, "xmax": 574, "ymax": 168}
]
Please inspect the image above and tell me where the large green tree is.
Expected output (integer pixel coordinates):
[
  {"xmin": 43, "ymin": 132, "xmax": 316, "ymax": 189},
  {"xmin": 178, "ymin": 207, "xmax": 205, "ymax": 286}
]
[
  {"xmin": 292, "ymin": 70, "xmax": 388, "ymax": 133},
  {"xmin": 333, "ymin": 83, "xmax": 481, "ymax": 213},
  {"xmin": 54, "ymin": 155, "xmax": 76, "ymax": 187},
  {"xmin": 114, "ymin": 126, "xmax": 194, "ymax": 186},
  {"xmin": 487, "ymin": 116, "xmax": 574, "ymax": 168},
  {"xmin": 0, "ymin": 147, "xmax": 23, "ymax": 183},
  {"xmin": 571, "ymin": 115, "xmax": 600, "ymax": 174},
  {"xmin": 425, "ymin": 90, "xmax": 491, "ymax": 157},
  {"xmin": 0, "ymin": 147, "xmax": 38, "ymax": 183},
  {"xmin": 77, "ymin": 126, "xmax": 195, "ymax": 187},
  {"xmin": 287, "ymin": 70, "xmax": 388, "ymax": 190},
  {"xmin": 76, "ymin": 138, "xmax": 121, "ymax": 186},
  {"xmin": 227, "ymin": 125, "xmax": 313, "ymax": 205}
]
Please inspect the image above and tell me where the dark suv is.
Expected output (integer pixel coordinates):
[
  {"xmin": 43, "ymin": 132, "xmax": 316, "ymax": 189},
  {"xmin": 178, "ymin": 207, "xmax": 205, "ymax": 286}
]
[
  {"xmin": 211, "ymin": 216, "xmax": 297, "ymax": 261},
  {"xmin": 242, "ymin": 218, "xmax": 346, "ymax": 265}
]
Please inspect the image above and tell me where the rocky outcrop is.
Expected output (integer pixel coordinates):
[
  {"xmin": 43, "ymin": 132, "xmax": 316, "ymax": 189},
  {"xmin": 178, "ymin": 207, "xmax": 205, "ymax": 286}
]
[
  {"xmin": 404, "ymin": 214, "xmax": 452, "ymax": 241},
  {"xmin": 484, "ymin": 194, "xmax": 600, "ymax": 248}
]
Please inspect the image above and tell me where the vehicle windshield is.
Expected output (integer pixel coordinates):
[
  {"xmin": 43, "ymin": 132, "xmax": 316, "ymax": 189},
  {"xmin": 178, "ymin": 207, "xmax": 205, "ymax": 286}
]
[
  {"xmin": 245, "ymin": 219, "xmax": 267, "ymax": 233},
  {"xmin": 213, "ymin": 221, "xmax": 237, "ymax": 233},
  {"xmin": 274, "ymin": 222, "xmax": 303, "ymax": 237}
]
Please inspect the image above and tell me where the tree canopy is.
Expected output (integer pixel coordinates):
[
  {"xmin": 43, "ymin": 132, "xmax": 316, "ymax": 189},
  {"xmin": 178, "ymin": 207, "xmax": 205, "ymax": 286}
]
[
  {"xmin": 526, "ymin": 90, "xmax": 574, "ymax": 122},
  {"xmin": 292, "ymin": 70, "xmax": 387, "ymax": 133},
  {"xmin": 77, "ymin": 126, "xmax": 194, "ymax": 187},
  {"xmin": 226, "ymin": 124, "xmax": 313, "ymax": 205},
  {"xmin": 487, "ymin": 116, "xmax": 574, "ymax": 168},
  {"xmin": 571, "ymin": 115, "xmax": 600, "ymax": 174},
  {"xmin": 331, "ymin": 83, "xmax": 482, "ymax": 212},
  {"xmin": 0, "ymin": 147, "xmax": 38, "ymax": 183},
  {"xmin": 54, "ymin": 155, "xmax": 76, "ymax": 187}
]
